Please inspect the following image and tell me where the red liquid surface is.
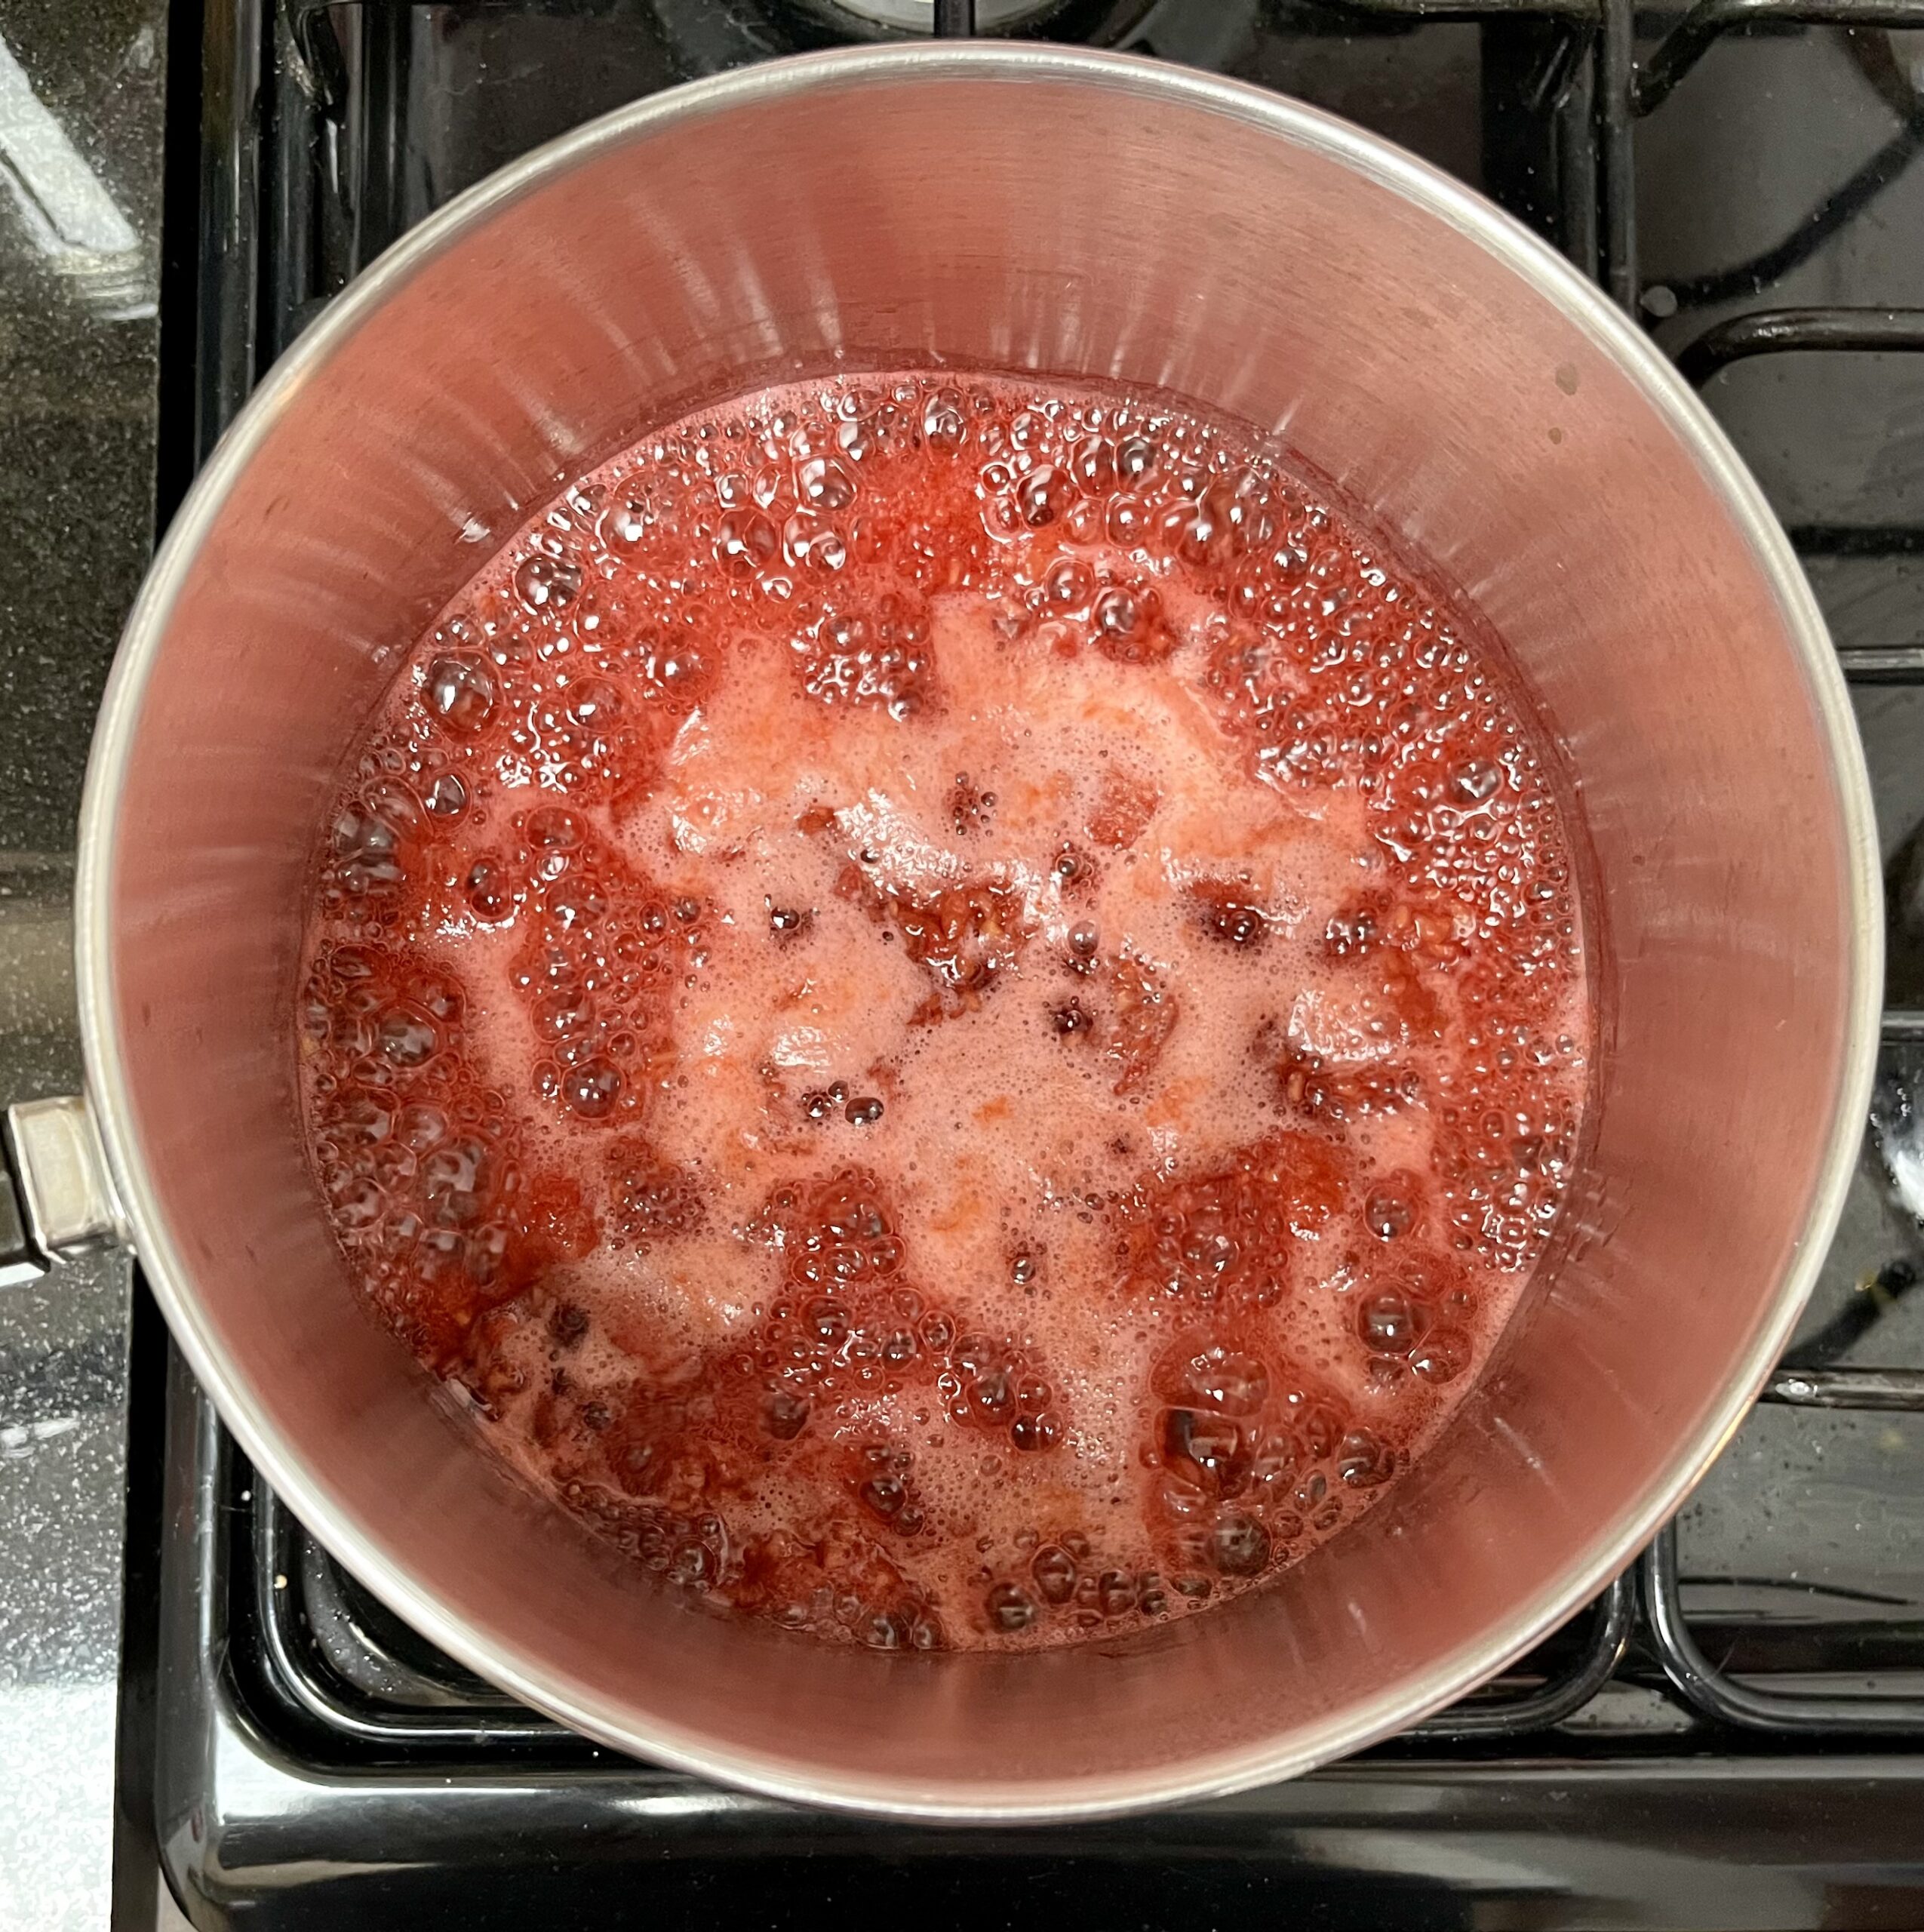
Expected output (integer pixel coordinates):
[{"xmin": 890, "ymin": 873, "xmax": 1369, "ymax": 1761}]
[{"xmin": 300, "ymin": 374, "xmax": 1591, "ymax": 1651}]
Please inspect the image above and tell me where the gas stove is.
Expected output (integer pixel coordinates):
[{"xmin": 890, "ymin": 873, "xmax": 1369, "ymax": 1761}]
[{"xmin": 145, "ymin": 2, "xmax": 1924, "ymax": 1924}]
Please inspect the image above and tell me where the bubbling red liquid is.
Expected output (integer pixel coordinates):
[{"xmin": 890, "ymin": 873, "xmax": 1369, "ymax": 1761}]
[{"xmin": 299, "ymin": 374, "xmax": 1591, "ymax": 1651}]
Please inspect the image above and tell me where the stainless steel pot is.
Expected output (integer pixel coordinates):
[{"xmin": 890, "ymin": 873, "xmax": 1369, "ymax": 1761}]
[{"xmin": 14, "ymin": 45, "xmax": 1879, "ymax": 1819}]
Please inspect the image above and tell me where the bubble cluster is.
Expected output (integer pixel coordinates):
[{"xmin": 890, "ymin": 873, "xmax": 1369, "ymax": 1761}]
[
  {"xmin": 302, "ymin": 936, "xmax": 599, "ymax": 1372},
  {"xmin": 840, "ymin": 869, "xmax": 1034, "ymax": 1020},
  {"xmin": 1116, "ymin": 1134, "xmax": 1346, "ymax": 1309},
  {"xmin": 1143, "ymin": 1324, "xmax": 1398, "ymax": 1588},
  {"xmin": 297, "ymin": 370, "xmax": 1592, "ymax": 1653}
]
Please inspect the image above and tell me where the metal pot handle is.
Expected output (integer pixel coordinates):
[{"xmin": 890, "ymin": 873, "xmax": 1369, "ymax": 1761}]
[{"xmin": 0, "ymin": 1095, "xmax": 127, "ymax": 1287}]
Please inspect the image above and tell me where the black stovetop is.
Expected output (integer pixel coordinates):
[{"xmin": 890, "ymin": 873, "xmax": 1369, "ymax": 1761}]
[{"xmin": 146, "ymin": 3, "xmax": 1924, "ymax": 1926}]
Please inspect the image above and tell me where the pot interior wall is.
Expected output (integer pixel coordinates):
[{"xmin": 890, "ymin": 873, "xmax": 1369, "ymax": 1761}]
[{"xmin": 97, "ymin": 56, "xmax": 1865, "ymax": 1807}]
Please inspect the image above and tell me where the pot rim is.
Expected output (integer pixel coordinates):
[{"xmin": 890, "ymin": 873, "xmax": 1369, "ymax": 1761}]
[{"xmin": 75, "ymin": 41, "xmax": 1884, "ymax": 1821}]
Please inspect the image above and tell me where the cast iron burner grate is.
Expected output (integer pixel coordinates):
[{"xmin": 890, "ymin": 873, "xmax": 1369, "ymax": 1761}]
[{"xmin": 152, "ymin": 1, "xmax": 1924, "ymax": 1923}]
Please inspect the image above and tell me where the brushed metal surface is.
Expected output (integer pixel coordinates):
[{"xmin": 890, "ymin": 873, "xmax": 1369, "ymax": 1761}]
[{"xmin": 75, "ymin": 45, "xmax": 1881, "ymax": 1818}]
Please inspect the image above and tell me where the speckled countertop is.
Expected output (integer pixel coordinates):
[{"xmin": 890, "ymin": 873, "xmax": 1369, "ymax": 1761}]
[{"xmin": 0, "ymin": 2, "xmax": 164, "ymax": 1926}]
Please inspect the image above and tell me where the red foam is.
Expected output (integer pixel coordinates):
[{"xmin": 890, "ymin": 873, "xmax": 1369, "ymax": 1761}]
[{"xmin": 298, "ymin": 375, "xmax": 1591, "ymax": 1651}]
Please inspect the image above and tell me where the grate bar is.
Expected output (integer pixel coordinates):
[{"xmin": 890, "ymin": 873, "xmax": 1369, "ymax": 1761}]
[
  {"xmin": 1657, "ymin": 117, "xmax": 1924, "ymax": 311},
  {"xmin": 1846, "ymin": 646, "xmax": 1924, "ymax": 680},
  {"xmin": 1342, "ymin": 0, "xmax": 1596, "ymax": 16},
  {"xmin": 1791, "ymin": 526, "xmax": 1924, "ymax": 560},
  {"xmin": 1762, "ymin": 1367, "xmax": 1924, "ymax": 1411},
  {"xmin": 1676, "ymin": 309, "xmax": 1924, "ymax": 600},
  {"xmin": 1677, "ymin": 306, "xmax": 1924, "ymax": 385},
  {"xmin": 1645, "ymin": 1526, "xmax": 1924, "ymax": 1732},
  {"xmin": 252, "ymin": 1484, "xmax": 574, "ymax": 1749},
  {"xmin": 1413, "ymin": 1574, "xmax": 1635, "ymax": 1737},
  {"xmin": 1634, "ymin": 0, "xmax": 1924, "ymax": 113},
  {"xmin": 253, "ymin": 1462, "xmax": 1640, "ymax": 1747},
  {"xmin": 1594, "ymin": 0, "xmax": 1639, "ymax": 308}
]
